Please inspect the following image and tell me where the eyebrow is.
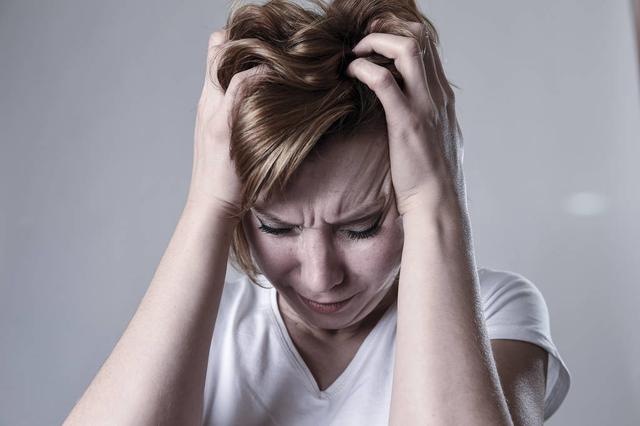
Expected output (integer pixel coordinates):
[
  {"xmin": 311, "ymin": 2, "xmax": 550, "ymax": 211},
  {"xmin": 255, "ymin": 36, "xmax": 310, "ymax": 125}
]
[{"xmin": 252, "ymin": 197, "xmax": 389, "ymax": 227}]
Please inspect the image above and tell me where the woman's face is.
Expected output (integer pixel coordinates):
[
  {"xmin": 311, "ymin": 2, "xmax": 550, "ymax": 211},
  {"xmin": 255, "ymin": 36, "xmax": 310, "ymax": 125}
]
[{"xmin": 242, "ymin": 124, "xmax": 405, "ymax": 339}]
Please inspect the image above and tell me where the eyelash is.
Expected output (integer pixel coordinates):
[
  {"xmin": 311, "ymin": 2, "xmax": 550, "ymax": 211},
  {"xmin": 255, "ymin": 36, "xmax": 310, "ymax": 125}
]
[{"xmin": 257, "ymin": 214, "xmax": 383, "ymax": 241}]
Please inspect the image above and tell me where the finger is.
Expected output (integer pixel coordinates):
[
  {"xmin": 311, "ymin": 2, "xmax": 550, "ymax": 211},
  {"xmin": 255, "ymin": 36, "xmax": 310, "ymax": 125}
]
[
  {"xmin": 425, "ymin": 37, "xmax": 455, "ymax": 102},
  {"xmin": 223, "ymin": 64, "xmax": 270, "ymax": 117},
  {"xmin": 423, "ymin": 37, "xmax": 455, "ymax": 107},
  {"xmin": 403, "ymin": 22, "xmax": 446, "ymax": 108},
  {"xmin": 352, "ymin": 33, "xmax": 432, "ymax": 109},
  {"xmin": 204, "ymin": 28, "xmax": 229, "ymax": 92},
  {"xmin": 346, "ymin": 58, "xmax": 413, "ymax": 128},
  {"xmin": 404, "ymin": 22, "xmax": 459, "ymax": 139},
  {"xmin": 422, "ymin": 37, "xmax": 461, "ymax": 146}
]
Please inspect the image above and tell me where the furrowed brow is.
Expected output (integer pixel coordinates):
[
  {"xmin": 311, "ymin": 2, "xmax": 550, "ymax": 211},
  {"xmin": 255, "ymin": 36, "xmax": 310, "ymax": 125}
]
[{"xmin": 253, "ymin": 197, "xmax": 389, "ymax": 227}]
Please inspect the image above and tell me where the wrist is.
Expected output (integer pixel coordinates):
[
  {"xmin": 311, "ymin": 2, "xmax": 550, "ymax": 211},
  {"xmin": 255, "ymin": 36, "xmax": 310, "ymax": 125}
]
[
  {"xmin": 400, "ymin": 188, "xmax": 474, "ymax": 267},
  {"xmin": 183, "ymin": 196, "xmax": 243, "ymax": 228},
  {"xmin": 401, "ymin": 183, "xmax": 471, "ymax": 235},
  {"xmin": 400, "ymin": 180, "xmax": 463, "ymax": 218}
]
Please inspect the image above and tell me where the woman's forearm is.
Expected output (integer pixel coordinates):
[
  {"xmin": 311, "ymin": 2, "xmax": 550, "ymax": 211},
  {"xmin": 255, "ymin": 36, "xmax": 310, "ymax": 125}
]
[
  {"xmin": 64, "ymin": 200, "xmax": 236, "ymax": 426},
  {"xmin": 388, "ymin": 188, "xmax": 513, "ymax": 426}
]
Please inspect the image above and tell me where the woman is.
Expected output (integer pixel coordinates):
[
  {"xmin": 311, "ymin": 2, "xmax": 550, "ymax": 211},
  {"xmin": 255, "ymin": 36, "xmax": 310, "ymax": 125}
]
[{"xmin": 64, "ymin": 0, "xmax": 570, "ymax": 425}]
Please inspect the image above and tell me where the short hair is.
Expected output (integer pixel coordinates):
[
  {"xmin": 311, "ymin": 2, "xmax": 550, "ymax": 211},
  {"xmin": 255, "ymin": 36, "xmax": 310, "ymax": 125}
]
[{"xmin": 213, "ymin": 0, "xmax": 443, "ymax": 286}]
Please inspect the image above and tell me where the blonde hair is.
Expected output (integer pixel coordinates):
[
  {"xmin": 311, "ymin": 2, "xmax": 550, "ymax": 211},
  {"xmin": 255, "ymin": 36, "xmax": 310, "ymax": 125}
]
[{"xmin": 213, "ymin": 0, "xmax": 443, "ymax": 286}]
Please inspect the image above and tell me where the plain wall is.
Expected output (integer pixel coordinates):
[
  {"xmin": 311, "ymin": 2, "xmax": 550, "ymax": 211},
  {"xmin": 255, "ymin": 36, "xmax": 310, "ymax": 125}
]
[{"xmin": 1, "ymin": 0, "xmax": 638, "ymax": 424}]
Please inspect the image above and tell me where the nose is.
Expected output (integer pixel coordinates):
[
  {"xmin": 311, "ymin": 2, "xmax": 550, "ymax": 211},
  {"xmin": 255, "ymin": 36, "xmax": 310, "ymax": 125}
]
[{"xmin": 299, "ymin": 228, "xmax": 344, "ymax": 295}]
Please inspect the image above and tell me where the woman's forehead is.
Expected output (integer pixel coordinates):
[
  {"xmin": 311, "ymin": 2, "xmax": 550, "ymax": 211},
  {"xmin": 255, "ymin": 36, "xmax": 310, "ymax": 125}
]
[
  {"xmin": 253, "ymin": 193, "xmax": 392, "ymax": 227},
  {"xmin": 304, "ymin": 128, "xmax": 389, "ymax": 180},
  {"xmin": 258, "ymin": 173, "xmax": 392, "ymax": 214},
  {"xmin": 256, "ymin": 132, "xmax": 392, "ymax": 216}
]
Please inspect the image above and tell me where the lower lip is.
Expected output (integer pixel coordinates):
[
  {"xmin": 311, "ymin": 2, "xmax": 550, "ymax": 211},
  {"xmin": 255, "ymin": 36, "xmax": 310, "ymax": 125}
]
[{"xmin": 298, "ymin": 293, "xmax": 355, "ymax": 314}]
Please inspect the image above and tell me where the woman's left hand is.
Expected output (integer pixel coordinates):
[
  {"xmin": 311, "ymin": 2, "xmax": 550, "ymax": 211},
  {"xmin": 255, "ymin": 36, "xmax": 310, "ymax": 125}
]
[{"xmin": 346, "ymin": 21, "xmax": 466, "ymax": 217}]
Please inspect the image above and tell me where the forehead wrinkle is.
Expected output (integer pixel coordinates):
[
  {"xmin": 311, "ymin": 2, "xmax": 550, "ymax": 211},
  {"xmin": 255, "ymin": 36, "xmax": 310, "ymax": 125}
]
[
  {"xmin": 340, "ymin": 152, "xmax": 390, "ymax": 210},
  {"xmin": 253, "ymin": 128, "xmax": 392, "ymax": 227},
  {"xmin": 254, "ymin": 192, "xmax": 390, "ymax": 227},
  {"xmin": 334, "ymin": 161, "xmax": 392, "ymax": 223},
  {"xmin": 314, "ymin": 140, "xmax": 390, "ymax": 223}
]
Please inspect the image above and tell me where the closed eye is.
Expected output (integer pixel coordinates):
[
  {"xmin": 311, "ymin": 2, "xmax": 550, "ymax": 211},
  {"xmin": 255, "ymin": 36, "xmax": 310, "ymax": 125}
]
[
  {"xmin": 257, "ymin": 223, "xmax": 291, "ymax": 236},
  {"xmin": 257, "ymin": 213, "xmax": 383, "ymax": 241}
]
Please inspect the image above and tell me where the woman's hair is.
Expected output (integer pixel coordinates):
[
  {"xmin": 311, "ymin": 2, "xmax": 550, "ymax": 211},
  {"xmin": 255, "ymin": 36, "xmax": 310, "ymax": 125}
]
[{"xmin": 213, "ymin": 0, "xmax": 447, "ymax": 286}]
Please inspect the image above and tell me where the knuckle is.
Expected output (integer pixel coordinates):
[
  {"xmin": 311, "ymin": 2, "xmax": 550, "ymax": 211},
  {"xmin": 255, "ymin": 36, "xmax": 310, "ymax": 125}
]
[
  {"xmin": 407, "ymin": 113, "xmax": 427, "ymax": 134},
  {"xmin": 407, "ymin": 22, "xmax": 429, "ymax": 42},
  {"xmin": 444, "ymin": 94, "xmax": 455, "ymax": 108},
  {"xmin": 443, "ymin": 82, "xmax": 456, "ymax": 104},
  {"xmin": 228, "ymin": 65, "xmax": 267, "ymax": 88},
  {"xmin": 208, "ymin": 30, "xmax": 226, "ymax": 48},
  {"xmin": 403, "ymin": 37, "xmax": 422, "ymax": 58},
  {"xmin": 227, "ymin": 72, "xmax": 245, "ymax": 92},
  {"xmin": 371, "ymin": 68, "xmax": 395, "ymax": 90},
  {"xmin": 420, "ymin": 101, "xmax": 440, "ymax": 128},
  {"xmin": 206, "ymin": 59, "xmax": 222, "ymax": 87},
  {"xmin": 442, "ymin": 96, "xmax": 450, "ymax": 109},
  {"xmin": 406, "ymin": 21, "xmax": 423, "ymax": 34}
]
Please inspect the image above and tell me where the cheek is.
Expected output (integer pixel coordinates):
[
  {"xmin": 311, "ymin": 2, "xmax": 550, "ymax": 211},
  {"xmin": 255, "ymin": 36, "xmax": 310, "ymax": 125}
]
[
  {"xmin": 243, "ymin": 219, "xmax": 297, "ymax": 276},
  {"xmin": 343, "ymin": 220, "xmax": 404, "ymax": 280}
]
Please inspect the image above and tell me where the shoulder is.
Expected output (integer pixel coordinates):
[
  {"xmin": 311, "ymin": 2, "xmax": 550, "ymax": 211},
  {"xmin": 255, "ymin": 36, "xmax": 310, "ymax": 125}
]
[
  {"xmin": 477, "ymin": 266, "xmax": 541, "ymax": 296},
  {"xmin": 214, "ymin": 266, "xmax": 272, "ymax": 328},
  {"xmin": 477, "ymin": 267, "xmax": 548, "ymax": 327},
  {"xmin": 221, "ymin": 265, "xmax": 271, "ymax": 300}
]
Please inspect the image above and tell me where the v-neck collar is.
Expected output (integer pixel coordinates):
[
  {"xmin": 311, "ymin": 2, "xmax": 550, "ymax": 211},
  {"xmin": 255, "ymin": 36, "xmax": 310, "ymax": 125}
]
[{"xmin": 267, "ymin": 283, "xmax": 396, "ymax": 399}]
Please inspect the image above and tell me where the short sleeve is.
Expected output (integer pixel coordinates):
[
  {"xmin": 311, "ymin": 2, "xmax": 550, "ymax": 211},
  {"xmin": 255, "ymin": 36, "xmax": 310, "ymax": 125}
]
[{"xmin": 478, "ymin": 267, "xmax": 571, "ymax": 421}]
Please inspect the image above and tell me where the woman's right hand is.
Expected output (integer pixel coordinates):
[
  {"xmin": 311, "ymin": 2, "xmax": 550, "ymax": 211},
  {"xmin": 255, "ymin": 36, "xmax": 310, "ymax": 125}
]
[{"xmin": 187, "ymin": 28, "xmax": 266, "ymax": 220}]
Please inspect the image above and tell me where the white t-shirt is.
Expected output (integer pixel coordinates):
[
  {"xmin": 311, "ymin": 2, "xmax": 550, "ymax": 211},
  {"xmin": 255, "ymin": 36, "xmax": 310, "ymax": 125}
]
[{"xmin": 202, "ymin": 266, "xmax": 571, "ymax": 425}]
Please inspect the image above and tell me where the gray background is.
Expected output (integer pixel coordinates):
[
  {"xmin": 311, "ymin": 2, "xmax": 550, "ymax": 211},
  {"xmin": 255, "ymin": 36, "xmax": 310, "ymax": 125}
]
[{"xmin": 1, "ymin": 0, "xmax": 639, "ymax": 424}]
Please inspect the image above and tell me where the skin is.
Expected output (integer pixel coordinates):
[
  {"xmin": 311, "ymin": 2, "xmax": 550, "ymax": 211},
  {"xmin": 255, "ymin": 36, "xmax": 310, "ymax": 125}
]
[
  {"xmin": 241, "ymin": 121, "xmax": 404, "ymax": 345},
  {"xmin": 65, "ymin": 18, "xmax": 546, "ymax": 424},
  {"xmin": 346, "ymin": 22, "xmax": 517, "ymax": 425},
  {"xmin": 63, "ymin": 30, "xmax": 274, "ymax": 426}
]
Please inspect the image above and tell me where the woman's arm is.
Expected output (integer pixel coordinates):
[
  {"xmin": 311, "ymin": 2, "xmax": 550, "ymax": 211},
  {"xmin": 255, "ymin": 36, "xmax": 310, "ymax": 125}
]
[
  {"xmin": 63, "ymin": 201, "xmax": 237, "ymax": 426},
  {"xmin": 389, "ymin": 189, "xmax": 512, "ymax": 425},
  {"xmin": 346, "ymin": 22, "xmax": 513, "ymax": 425},
  {"xmin": 64, "ymin": 28, "xmax": 263, "ymax": 425}
]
